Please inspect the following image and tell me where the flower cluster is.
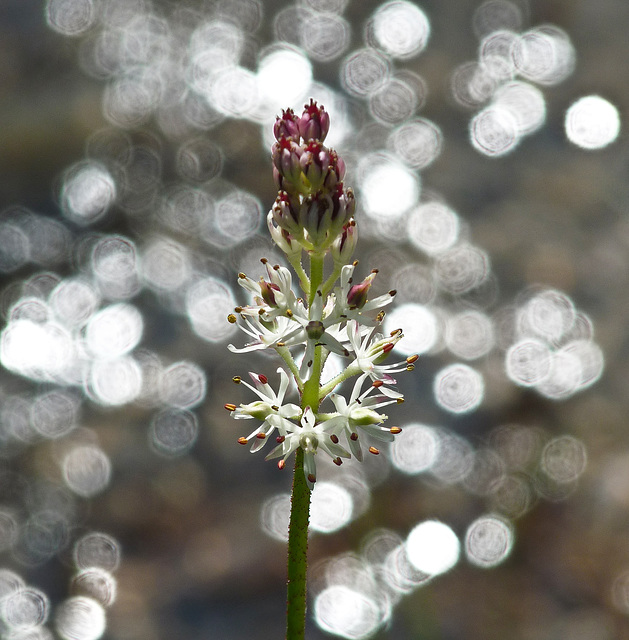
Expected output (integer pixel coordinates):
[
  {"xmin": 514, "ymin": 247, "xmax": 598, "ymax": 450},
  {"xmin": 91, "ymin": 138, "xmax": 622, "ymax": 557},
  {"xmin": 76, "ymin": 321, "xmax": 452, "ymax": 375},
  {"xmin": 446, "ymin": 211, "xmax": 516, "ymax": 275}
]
[{"xmin": 226, "ymin": 101, "xmax": 416, "ymax": 488}]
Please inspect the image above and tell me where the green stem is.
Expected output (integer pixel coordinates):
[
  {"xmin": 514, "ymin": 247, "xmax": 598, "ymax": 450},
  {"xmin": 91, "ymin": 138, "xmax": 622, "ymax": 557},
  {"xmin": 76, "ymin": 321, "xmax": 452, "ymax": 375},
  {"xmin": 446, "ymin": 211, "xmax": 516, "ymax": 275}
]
[
  {"xmin": 320, "ymin": 262, "xmax": 343, "ymax": 298},
  {"xmin": 285, "ymin": 252, "xmax": 326, "ymax": 640},
  {"xmin": 308, "ymin": 252, "xmax": 325, "ymax": 307},
  {"xmin": 276, "ymin": 345, "xmax": 304, "ymax": 394},
  {"xmin": 286, "ymin": 447, "xmax": 311, "ymax": 640}
]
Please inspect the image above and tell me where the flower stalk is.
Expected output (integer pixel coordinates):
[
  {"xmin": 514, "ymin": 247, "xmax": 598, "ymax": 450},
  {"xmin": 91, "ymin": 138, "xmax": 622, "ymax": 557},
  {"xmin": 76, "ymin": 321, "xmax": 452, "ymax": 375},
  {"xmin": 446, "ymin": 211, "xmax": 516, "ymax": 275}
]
[{"xmin": 225, "ymin": 100, "xmax": 416, "ymax": 639}]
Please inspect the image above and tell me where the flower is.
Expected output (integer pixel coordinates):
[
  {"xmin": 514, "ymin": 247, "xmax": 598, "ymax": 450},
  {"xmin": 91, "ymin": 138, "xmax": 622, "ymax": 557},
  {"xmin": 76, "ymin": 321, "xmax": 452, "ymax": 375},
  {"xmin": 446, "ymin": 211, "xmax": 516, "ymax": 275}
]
[
  {"xmin": 265, "ymin": 406, "xmax": 350, "ymax": 489},
  {"xmin": 345, "ymin": 320, "xmax": 417, "ymax": 383},
  {"xmin": 322, "ymin": 373, "xmax": 403, "ymax": 461},
  {"xmin": 228, "ymin": 368, "xmax": 301, "ymax": 452}
]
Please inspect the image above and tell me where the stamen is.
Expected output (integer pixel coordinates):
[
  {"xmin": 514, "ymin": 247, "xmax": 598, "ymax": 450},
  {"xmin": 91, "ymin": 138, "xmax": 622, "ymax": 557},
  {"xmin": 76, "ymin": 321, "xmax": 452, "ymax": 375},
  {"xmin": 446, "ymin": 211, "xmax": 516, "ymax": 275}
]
[
  {"xmin": 407, "ymin": 354, "xmax": 419, "ymax": 364},
  {"xmin": 330, "ymin": 434, "xmax": 339, "ymax": 444},
  {"xmin": 256, "ymin": 433, "xmax": 266, "ymax": 440},
  {"xmin": 276, "ymin": 342, "xmax": 286, "ymax": 347},
  {"xmin": 232, "ymin": 376, "xmax": 241, "ymax": 384},
  {"xmin": 278, "ymin": 460, "xmax": 286, "ymax": 470},
  {"xmin": 350, "ymin": 432, "xmax": 358, "ymax": 441},
  {"xmin": 258, "ymin": 374, "xmax": 268, "ymax": 384},
  {"xmin": 260, "ymin": 258, "xmax": 268, "ymax": 264},
  {"xmin": 271, "ymin": 405, "xmax": 279, "ymax": 411},
  {"xmin": 333, "ymin": 457, "xmax": 343, "ymax": 466},
  {"xmin": 276, "ymin": 436, "xmax": 285, "ymax": 443},
  {"xmin": 234, "ymin": 306, "xmax": 243, "ymax": 313},
  {"xmin": 390, "ymin": 427, "xmax": 402, "ymax": 434},
  {"xmin": 238, "ymin": 437, "xmax": 248, "ymax": 445},
  {"xmin": 238, "ymin": 272, "xmax": 247, "ymax": 279},
  {"xmin": 383, "ymin": 343, "xmax": 394, "ymax": 353},
  {"xmin": 368, "ymin": 446, "xmax": 380, "ymax": 455},
  {"xmin": 389, "ymin": 289, "xmax": 397, "ymax": 296},
  {"xmin": 307, "ymin": 474, "xmax": 317, "ymax": 484},
  {"xmin": 396, "ymin": 398, "xmax": 405, "ymax": 404},
  {"xmin": 371, "ymin": 268, "xmax": 379, "ymax": 274},
  {"xmin": 224, "ymin": 403, "xmax": 237, "ymax": 411},
  {"xmin": 352, "ymin": 260, "xmax": 359, "ymax": 267},
  {"xmin": 406, "ymin": 364, "xmax": 415, "ymax": 371},
  {"xmin": 390, "ymin": 328, "xmax": 403, "ymax": 336},
  {"xmin": 372, "ymin": 380, "xmax": 383, "ymax": 388},
  {"xmin": 227, "ymin": 314, "xmax": 237, "ymax": 324},
  {"xmin": 286, "ymin": 309, "xmax": 293, "ymax": 317},
  {"xmin": 273, "ymin": 264, "xmax": 280, "ymax": 270}
]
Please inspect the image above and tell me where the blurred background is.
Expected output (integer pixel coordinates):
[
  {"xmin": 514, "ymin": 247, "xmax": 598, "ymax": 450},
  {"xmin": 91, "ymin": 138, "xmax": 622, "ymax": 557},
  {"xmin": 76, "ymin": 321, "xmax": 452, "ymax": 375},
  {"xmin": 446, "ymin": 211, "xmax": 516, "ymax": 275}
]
[{"xmin": 1, "ymin": 0, "xmax": 629, "ymax": 638}]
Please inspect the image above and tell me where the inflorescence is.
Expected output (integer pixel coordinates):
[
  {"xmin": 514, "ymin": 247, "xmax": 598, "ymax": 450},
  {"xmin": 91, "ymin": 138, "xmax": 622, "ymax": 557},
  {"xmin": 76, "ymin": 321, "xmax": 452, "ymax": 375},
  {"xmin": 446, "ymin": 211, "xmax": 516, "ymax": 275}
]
[{"xmin": 225, "ymin": 100, "xmax": 416, "ymax": 488}]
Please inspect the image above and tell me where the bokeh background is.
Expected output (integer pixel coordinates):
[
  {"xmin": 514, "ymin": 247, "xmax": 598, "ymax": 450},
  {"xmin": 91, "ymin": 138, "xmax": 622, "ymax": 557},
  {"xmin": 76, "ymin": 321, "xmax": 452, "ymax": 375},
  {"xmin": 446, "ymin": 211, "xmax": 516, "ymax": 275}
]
[{"xmin": 1, "ymin": 0, "xmax": 629, "ymax": 638}]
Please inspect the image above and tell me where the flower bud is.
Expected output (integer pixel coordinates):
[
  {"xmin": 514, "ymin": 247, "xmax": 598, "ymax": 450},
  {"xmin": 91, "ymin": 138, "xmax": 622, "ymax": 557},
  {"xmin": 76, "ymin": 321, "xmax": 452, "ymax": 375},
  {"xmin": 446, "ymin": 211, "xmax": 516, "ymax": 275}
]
[
  {"xmin": 300, "ymin": 140, "xmax": 331, "ymax": 193},
  {"xmin": 331, "ymin": 220, "xmax": 357, "ymax": 265},
  {"xmin": 272, "ymin": 138, "xmax": 304, "ymax": 188},
  {"xmin": 298, "ymin": 99, "xmax": 330, "ymax": 142},
  {"xmin": 347, "ymin": 271, "xmax": 377, "ymax": 309},
  {"xmin": 273, "ymin": 108, "xmax": 300, "ymax": 141}
]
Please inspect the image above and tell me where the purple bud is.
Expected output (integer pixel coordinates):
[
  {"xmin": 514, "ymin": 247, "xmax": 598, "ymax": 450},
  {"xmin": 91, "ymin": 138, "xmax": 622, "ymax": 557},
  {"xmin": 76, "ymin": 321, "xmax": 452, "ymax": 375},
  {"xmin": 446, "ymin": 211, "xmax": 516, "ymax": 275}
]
[
  {"xmin": 273, "ymin": 108, "xmax": 300, "ymax": 141},
  {"xmin": 300, "ymin": 140, "xmax": 331, "ymax": 192},
  {"xmin": 347, "ymin": 271, "xmax": 377, "ymax": 309},
  {"xmin": 298, "ymin": 99, "xmax": 330, "ymax": 142},
  {"xmin": 272, "ymin": 138, "xmax": 304, "ymax": 187}
]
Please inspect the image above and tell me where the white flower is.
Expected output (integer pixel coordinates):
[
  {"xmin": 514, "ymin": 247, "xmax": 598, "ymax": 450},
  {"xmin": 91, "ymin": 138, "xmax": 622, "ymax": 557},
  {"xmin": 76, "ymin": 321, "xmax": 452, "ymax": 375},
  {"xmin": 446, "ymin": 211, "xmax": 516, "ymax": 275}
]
[
  {"xmin": 230, "ymin": 368, "xmax": 302, "ymax": 452},
  {"xmin": 323, "ymin": 373, "xmax": 403, "ymax": 460},
  {"xmin": 265, "ymin": 406, "xmax": 350, "ymax": 489},
  {"xmin": 228, "ymin": 314, "xmax": 304, "ymax": 353},
  {"xmin": 345, "ymin": 320, "xmax": 414, "ymax": 383}
]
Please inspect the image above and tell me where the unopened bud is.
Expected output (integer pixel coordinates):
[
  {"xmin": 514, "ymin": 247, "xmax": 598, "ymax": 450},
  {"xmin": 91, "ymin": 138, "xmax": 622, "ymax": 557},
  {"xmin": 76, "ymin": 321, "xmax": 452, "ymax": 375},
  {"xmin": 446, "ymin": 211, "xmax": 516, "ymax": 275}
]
[{"xmin": 298, "ymin": 99, "xmax": 330, "ymax": 142}]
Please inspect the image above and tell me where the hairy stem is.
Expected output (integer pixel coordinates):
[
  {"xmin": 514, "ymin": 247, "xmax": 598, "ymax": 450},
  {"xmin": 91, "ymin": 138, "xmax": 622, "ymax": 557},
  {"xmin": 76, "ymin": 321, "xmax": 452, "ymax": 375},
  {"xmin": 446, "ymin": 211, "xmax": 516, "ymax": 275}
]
[
  {"xmin": 285, "ymin": 252, "xmax": 326, "ymax": 639},
  {"xmin": 286, "ymin": 447, "xmax": 310, "ymax": 640}
]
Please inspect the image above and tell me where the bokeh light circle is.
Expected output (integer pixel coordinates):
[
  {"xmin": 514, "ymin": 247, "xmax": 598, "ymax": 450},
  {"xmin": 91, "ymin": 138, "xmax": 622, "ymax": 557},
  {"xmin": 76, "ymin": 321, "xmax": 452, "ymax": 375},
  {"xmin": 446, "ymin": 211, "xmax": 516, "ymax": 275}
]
[
  {"xmin": 314, "ymin": 585, "xmax": 383, "ymax": 639},
  {"xmin": 434, "ymin": 364, "xmax": 484, "ymax": 414},
  {"xmin": 369, "ymin": 1, "xmax": 430, "ymax": 60},
  {"xmin": 406, "ymin": 520, "xmax": 460, "ymax": 576},
  {"xmin": 565, "ymin": 96, "xmax": 621, "ymax": 150},
  {"xmin": 465, "ymin": 515, "xmax": 514, "ymax": 568}
]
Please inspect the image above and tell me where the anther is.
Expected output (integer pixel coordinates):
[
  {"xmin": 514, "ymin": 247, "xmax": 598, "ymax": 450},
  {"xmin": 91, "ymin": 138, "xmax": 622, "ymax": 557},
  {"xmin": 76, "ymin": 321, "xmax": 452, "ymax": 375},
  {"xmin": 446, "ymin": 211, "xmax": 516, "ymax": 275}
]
[
  {"xmin": 390, "ymin": 328, "xmax": 403, "ymax": 336},
  {"xmin": 227, "ymin": 314, "xmax": 237, "ymax": 324},
  {"xmin": 372, "ymin": 380, "xmax": 383, "ymax": 388},
  {"xmin": 406, "ymin": 364, "xmax": 415, "ymax": 372},
  {"xmin": 232, "ymin": 376, "xmax": 241, "ymax": 384},
  {"xmin": 369, "ymin": 446, "xmax": 380, "ymax": 455},
  {"xmin": 330, "ymin": 434, "xmax": 339, "ymax": 444},
  {"xmin": 278, "ymin": 460, "xmax": 286, "ymax": 470},
  {"xmin": 390, "ymin": 426, "xmax": 402, "ymax": 434},
  {"xmin": 350, "ymin": 432, "xmax": 358, "ymax": 441},
  {"xmin": 396, "ymin": 398, "xmax": 405, "ymax": 404},
  {"xmin": 333, "ymin": 458, "xmax": 343, "ymax": 466},
  {"xmin": 271, "ymin": 404, "xmax": 279, "ymax": 411},
  {"xmin": 234, "ymin": 306, "xmax": 243, "ymax": 313},
  {"xmin": 352, "ymin": 260, "xmax": 359, "ymax": 267},
  {"xmin": 307, "ymin": 360, "xmax": 313, "ymax": 367},
  {"xmin": 238, "ymin": 272, "xmax": 247, "ymax": 279},
  {"xmin": 307, "ymin": 474, "xmax": 317, "ymax": 484},
  {"xmin": 258, "ymin": 374, "xmax": 268, "ymax": 384},
  {"xmin": 389, "ymin": 290, "xmax": 397, "ymax": 296},
  {"xmin": 273, "ymin": 264, "xmax": 280, "ymax": 270},
  {"xmin": 383, "ymin": 343, "xmax": 394, "ymax": 353},
  {"xmin": 276, "ymin": 342, "xmax": 286, "ymax": 347},
  {"xmin": 286, "ymin": 309, "xmax": 293, "ymax": 317},
  {"xmin": 238, "ymin": 437, "xmax": 248, "ymax": 445},
  {"xmin": 276, "ymin": 436, "xmax": 285, "ymax": 443},
  {"xmin": 371, "ymin": 268, "xmax": 379, "ymax": 274},
  {"xmin": 407, "ymin": 354, "xmax": 419, "ymax": 364},
  {"xmin": 261, "ymin": 258, "xmax": 268, "ymax": 264},
  {"xmin": 224, "ymin": 403, "xmax": 237, "ymax": 411},
  {"xmin": 256, "ymin": 433, "xmax": 266, "ymax": 440}
]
